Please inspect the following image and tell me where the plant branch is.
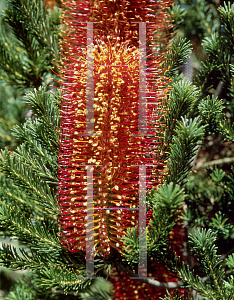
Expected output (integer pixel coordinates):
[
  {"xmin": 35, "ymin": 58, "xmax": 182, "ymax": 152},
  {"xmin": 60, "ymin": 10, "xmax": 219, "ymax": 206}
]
[
  {"xmin": 115, "ymin": 263, "xmax": 184, "ymax": 289},
  {"xmin": 195, "ymin": 157, "xmax": 234, "ymax": 170}
]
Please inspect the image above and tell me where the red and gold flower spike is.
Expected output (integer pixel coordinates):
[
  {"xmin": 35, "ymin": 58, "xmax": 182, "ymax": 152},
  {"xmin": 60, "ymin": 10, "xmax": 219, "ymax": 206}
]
[{"xmin": 57, "ymin": 0, "xmax": 172, "ymax": 257}]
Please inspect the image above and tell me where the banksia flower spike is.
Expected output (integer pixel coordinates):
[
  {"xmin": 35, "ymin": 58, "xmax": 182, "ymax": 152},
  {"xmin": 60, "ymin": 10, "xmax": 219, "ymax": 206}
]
[{"xmin": 57, "ymin": 0, "xmax": 172, "ymax": 257}]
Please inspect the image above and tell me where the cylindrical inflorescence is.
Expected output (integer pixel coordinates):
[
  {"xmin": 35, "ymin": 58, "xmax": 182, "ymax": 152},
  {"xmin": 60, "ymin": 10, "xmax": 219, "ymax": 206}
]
[{"xmin": 57, "ymin": 0, "xmax": 172, "ymax": 257}]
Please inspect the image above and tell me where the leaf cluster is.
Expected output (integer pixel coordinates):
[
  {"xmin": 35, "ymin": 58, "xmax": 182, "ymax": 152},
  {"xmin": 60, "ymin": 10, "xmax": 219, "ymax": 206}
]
[
  {"xmin": 166, "ymin": 117, "xmax": 205, "ymax": 184},
  {"xmin": 0, "ymin": 88, "xmax": 96, "ymax": 297},
  {"xmin": 0, "ymin": 0, "xmax": 60, "ymax": 88},
  {"xmin": 184, "ymin": 166, "xmax": 234, "ymax": 249},
  {"xmin": 173, "ymin": 0, "xmax": 219, "ymax": 41},
  {"xmin": 122, "ymin": 183, "xmax": 185, "ymax": 265},
  {"xmin": 160, "ymin": 229, "xmax": 234, "ymax": 299},
  {"xmin": 195, "ymin": 2, "xmax": 234, "ymax": 126}
]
